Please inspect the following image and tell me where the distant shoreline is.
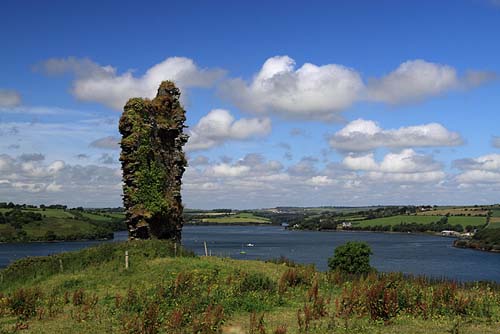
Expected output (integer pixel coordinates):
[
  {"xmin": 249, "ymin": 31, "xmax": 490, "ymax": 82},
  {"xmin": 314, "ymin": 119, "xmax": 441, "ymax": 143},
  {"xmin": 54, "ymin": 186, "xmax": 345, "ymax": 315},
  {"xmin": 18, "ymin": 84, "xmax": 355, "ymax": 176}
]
[
  {"xmin": 185, "ymin": 222, "xmax": 273, "ymax": 226},
  {"xmin": 0, "ymin": 236, "xmax": 115, "ymax": 245},
  {"xmin": 453, "ymin": 239, "xmax": 500, "ymax": 253}
]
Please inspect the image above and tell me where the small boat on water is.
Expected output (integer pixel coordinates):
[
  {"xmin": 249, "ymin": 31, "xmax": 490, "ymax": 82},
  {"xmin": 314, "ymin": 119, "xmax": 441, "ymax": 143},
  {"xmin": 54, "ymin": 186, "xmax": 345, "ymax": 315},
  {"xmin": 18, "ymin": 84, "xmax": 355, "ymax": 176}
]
[{"xmin": 240, "ymin": 243, "xmax": 254, "ymax": 254}]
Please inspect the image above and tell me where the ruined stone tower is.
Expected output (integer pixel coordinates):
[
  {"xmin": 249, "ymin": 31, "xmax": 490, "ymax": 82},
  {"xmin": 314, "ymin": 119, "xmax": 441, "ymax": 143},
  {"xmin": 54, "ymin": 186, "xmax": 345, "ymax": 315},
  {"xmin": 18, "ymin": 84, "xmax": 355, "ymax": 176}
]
[{"xmin": 119, "ymin": 81, "xmax": 188, "ymax": 241}]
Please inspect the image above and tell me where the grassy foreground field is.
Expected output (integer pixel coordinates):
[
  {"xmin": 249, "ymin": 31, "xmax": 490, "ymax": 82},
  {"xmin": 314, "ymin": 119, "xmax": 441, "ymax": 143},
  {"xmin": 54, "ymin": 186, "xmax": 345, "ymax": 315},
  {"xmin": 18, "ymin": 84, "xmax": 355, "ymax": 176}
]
[{"xmin": 0, "ymin": 240, "xmax": 498, "ymax": 334}]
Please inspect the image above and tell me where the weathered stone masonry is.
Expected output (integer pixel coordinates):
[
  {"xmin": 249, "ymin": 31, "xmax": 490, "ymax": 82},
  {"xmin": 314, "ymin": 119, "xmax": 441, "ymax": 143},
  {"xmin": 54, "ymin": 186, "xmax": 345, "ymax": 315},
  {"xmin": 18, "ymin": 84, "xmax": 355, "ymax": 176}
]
[{"xmin": 119, "ymin": 81, "xmax": 188, "ymax": 241}]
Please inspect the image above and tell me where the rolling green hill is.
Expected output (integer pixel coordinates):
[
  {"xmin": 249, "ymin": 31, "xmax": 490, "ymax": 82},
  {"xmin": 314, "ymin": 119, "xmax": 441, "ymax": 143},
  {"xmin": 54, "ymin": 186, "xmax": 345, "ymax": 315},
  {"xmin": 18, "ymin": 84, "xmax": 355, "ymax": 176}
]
[
  {"xmin": 0, "ymin": 207, "xmax": 125, "ymax": 242},
  {"xmin": 192, "ymin": 212, "xmax": 271, "ymax": 224},
  {"xmin": 355, "ymin": 215, "xmax": 485, "ymax": 229},
  {"xmin": 355, "ymin": 215, "xmax": 439, "ymax": 227}
]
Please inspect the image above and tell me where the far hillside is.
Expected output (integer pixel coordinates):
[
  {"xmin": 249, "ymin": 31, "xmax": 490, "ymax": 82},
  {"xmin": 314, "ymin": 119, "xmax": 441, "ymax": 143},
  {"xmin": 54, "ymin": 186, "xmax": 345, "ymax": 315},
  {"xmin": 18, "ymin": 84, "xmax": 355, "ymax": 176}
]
[
  {"xmin": 185, "ymin": 211, "xmax": 270, "ymax": 224},
  {"xmin": 0, "ymin": 203, "xmax": 125, "ymax": 243},
  {"xmin": 353, "ymin": 215, "xmax": 486, "ymax": 232},
  {"xmin": 251, "ymin": 204, "xmax": 500, "ymax": 251}
]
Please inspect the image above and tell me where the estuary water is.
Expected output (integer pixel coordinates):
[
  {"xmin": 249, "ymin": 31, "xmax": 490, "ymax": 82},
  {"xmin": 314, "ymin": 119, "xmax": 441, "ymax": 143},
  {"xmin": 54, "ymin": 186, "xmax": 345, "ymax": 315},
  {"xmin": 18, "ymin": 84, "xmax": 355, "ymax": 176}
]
[{"xmin": 1, "ymin": 225, "xmax": 499, "ymax": 282}]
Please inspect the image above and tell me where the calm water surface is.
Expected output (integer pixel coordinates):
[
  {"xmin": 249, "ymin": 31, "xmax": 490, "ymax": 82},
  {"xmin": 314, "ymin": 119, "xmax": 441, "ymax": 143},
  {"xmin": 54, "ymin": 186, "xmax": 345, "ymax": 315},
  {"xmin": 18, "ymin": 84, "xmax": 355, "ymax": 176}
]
[{"xmin": 1, "ymin": 225, "xmax": 499, "ymax": 282}]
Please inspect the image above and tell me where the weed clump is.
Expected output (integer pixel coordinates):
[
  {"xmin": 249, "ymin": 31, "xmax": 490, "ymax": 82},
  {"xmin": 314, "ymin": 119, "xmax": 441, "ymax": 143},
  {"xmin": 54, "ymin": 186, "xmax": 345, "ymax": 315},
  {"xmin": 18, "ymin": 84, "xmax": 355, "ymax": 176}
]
[
  {"xmin": 6, "ymin": 287, "xmax": 43, "ymax": 320},
  {"xmin": 278, "ymin": 266, "xmax": 315, "ymax": 294}
]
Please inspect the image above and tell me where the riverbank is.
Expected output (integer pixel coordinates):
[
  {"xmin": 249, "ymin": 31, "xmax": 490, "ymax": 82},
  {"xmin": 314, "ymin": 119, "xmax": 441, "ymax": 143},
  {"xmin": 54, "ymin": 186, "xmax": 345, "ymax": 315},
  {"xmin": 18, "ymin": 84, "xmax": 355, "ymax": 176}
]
[
  {"xmin": 185, "ymin": 221, "xmax": 273, "ymax": 226},
  {"xmin": 0, "ymin": 240, "xmax": 498, "ymax": 333},
  {"xmin": 0, "ymin": 235, "xmax": 117, "ymax": 244},
  {"xmin": 305, "ymin": 226, "xmax": 500, "ymax": 254},
  {"xmin": 3, "ymin": 226, "xmax": 500, "ymax": 281},
  {"xmin": 452, "ymin": 228, "xmax": 500, "ymax": 253},
  {"xmin": 454, "ymin": 239, "xmax": 500, "ymax": 253},
  {"xmin": 315, "ymin": 226, "xmax": 499, "ymax": 254}
]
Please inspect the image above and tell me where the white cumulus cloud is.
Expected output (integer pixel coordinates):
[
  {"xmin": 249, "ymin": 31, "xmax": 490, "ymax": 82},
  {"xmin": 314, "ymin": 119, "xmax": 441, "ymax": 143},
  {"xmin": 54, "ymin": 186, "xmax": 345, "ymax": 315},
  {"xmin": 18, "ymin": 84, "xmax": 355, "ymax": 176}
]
[
  {"xmin": 0, "ymin": 89, "xmax": 21, "ymax": 107},
  {"xmin": 0, "ymin": 153, "xmax": 122, "ymax": 206},
  {"xmin": 329, "ymin": 119, "xmax": 463, "ymax": 152},
  {"xmin": 220, "ymin": 56, "xmax": 363, "ymax": 121},
  {"xmin": 207, "ymin": 163, "xmax": 251, "ymax": 177},
  {"xmin": 39, "ymin": 57, "xmax": 225, "ymax": 110},
  {"xmin": 186, "ymin": 109, "xmax": 271, "ymax": 151},
  {"xmin": 308, "ymin": 175, "xmax": 335, "ymax": 186},
  {"xmin": 89, "ymin": 136, "xmax": 120, "ymax": 150},
  {"xmin": 455, "ymin": 154, "xmax": 500, "ymax": 184},
  {"xmin": 492, "ymin": 136, "xmax": 500, "ymax": 148},
  {"xmin": 366, "ymin": 60, "xmax": 459, "ymax": 104},
  {"xmin": 366, "ymin": 59, "xmax": 496, "ymax": 104},
  {"xmin": 343, "ymin": 149, "xmax": 445, "ymax": 183}
]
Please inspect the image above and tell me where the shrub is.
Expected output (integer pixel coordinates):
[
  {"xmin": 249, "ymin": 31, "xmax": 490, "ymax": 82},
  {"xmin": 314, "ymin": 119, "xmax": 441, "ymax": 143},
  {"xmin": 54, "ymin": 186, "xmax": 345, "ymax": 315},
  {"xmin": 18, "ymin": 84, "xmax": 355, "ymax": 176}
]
[
  {"xmin": 328, "ymin": 241, "xmax": 373, "ymax": 275},
  {"xmin": 240, "ymin": 273, "xmax": 276, "ymax": 293}
]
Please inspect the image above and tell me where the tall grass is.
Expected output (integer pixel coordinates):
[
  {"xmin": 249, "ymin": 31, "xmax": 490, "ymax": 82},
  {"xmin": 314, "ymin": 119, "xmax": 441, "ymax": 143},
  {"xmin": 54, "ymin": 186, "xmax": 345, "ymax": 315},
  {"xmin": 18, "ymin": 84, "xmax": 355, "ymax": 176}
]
[
  {"xmin": 0, "ymin": 244, "xmax": 498, "ymax": 333},
  {"xmin": 329, "ymin": 271, "xmax": 499, "ymax": 323},
  {"xmin": 0, "ymin": 239, "xmax": 194, "ymax": 289}
]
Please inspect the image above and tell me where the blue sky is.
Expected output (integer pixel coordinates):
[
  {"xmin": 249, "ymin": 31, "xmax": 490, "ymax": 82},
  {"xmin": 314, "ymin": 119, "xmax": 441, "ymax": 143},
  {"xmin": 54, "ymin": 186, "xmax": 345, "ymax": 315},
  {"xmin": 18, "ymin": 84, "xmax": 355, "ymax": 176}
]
[{"xmin": 1, "ymin": 0, "xmax": 500, "ymax": 208}]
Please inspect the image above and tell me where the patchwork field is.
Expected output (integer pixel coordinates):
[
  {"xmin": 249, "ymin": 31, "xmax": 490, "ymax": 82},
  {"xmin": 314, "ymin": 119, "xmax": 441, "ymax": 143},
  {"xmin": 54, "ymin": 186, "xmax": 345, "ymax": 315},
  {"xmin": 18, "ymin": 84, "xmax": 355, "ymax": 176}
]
[
  {"xmin": 0, "ymin": 208, "xmax": 73, "ymax": 218},
  {"xmin": 447, "ymin": 216, "xmax": 487, "ymax": 227},
  {"xmin": 355, "ymin": 215, "xmax": 486, "ymax": 229},
  {"xmin": 355, "ymin": 215, "xmax": 439, "ymax": 227},
  {"xmin": 488, "ymin": 217, "xmax": 500, "ymax": 229},
  {"xmin": 416, "ymin": 208, "xmax": 489, "ymax": 216},
  {"xmin": 201, "ymin": 212, "xmax": 270, "ymax": 224}
]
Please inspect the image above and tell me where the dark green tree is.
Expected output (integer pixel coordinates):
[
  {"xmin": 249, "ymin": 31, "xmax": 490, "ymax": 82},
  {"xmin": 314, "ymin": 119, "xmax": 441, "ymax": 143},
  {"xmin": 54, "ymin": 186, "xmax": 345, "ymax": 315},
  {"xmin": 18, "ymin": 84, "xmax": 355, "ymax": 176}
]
[
  {"xmin": 45, "ymin": 230, "xmax": 57, "ymax": 241},
  {"xmin": 328, "ymin": 241, "xmax": 373, "ymax": 275},
  {"xmin": 16, "ymin": 229, "xmax": 28, "ymax": 242}
]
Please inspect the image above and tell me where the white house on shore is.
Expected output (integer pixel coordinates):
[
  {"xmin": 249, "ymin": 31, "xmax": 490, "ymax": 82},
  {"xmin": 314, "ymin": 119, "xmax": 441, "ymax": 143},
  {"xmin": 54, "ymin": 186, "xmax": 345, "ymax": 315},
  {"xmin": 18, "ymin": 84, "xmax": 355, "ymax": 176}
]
[{"xmin": 441, "ymin": 230, "xmax": 460, "ymax": 237}]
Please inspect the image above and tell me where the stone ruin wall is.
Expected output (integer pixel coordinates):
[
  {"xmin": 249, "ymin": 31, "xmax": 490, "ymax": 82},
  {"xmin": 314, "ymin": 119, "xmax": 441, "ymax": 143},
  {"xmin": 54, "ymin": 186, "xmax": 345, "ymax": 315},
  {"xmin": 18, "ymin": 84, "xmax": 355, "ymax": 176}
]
[{"xmin": 119, "ymin": 81, "xmax": 188, "ymax": 241}]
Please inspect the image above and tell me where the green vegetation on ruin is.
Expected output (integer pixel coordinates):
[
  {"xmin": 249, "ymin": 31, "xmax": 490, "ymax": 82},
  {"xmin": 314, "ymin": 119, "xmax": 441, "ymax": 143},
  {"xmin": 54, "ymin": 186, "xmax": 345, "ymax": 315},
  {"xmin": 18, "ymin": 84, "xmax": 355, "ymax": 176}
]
[{"xmin": 119, "ymin": 82, "xmax": 188, "ymax": 240}]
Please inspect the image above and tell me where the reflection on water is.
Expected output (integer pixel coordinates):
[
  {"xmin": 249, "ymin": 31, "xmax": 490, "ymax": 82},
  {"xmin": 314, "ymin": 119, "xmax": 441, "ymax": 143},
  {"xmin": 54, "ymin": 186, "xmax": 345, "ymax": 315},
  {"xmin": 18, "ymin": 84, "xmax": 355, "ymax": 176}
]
[{"xmin": 1, "ymin": 226, "xmax": 499, "ymax": 282}]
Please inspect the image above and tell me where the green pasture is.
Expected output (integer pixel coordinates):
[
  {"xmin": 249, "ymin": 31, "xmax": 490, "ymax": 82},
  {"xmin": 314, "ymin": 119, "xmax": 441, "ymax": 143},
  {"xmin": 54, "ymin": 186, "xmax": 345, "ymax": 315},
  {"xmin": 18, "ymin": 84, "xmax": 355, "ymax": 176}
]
[
  {"xmin": 202, "ymin": 212, "xmax": 270, "ymax": 224},
  {"xmin": 356, "ymin": 215, "xmax": 485, "ymax": 229}
]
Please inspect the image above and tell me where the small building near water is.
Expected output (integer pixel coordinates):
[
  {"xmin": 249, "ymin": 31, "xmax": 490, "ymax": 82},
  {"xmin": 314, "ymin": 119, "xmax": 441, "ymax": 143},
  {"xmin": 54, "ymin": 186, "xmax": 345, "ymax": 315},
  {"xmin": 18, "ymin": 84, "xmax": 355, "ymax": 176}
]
[
  {"xmin": 441, "ymin": 230, "xmax": 460, "ymax": 237},
  {"xmin": 341, "ymin": 222, "xmax": 352, "ymax": 229}
]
